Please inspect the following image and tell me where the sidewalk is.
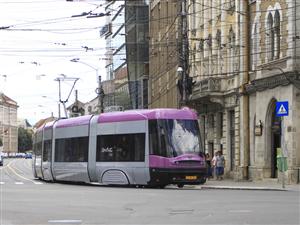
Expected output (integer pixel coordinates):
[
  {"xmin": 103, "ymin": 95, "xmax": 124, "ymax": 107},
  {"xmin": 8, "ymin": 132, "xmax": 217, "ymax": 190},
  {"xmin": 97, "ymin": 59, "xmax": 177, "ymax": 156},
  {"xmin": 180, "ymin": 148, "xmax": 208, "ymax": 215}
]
[{"xmin": 198, "ymin": 178, "xmax": 300, "ymax": 191}]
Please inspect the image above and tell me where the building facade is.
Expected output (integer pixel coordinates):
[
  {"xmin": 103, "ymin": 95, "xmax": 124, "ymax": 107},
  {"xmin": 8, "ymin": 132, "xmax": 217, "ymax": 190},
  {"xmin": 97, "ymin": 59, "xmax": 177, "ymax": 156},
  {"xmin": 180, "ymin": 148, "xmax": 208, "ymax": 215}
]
[
  {"xmin": 0, "ymin": 93, "xmax": 18, "ymax": 153},
  {"xmin": 149, "ymin": 0, "xmax": 181, "ymax": 108},
  {"xmin": 245, "ymin": 0, "xmax": 300, "ymax": 183},
  {"xmin": 187, "ymin": 0, "xmax": 249, "ymax": 180},
  {"xmin": 125, "ymin": 0, "xmax": 149, "ymax": 109},
  {"xmin": 102, "ymin": 0, "xmax": 149, "ymax": 110}
]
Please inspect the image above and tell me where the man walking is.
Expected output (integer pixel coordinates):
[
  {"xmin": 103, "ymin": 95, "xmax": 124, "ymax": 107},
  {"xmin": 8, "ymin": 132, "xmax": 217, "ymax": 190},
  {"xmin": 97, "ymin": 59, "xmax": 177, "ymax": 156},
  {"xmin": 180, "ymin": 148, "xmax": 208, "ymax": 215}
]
[{"xmin": 215, "ymin": 151, "xmax": 225, "ymax": 180}]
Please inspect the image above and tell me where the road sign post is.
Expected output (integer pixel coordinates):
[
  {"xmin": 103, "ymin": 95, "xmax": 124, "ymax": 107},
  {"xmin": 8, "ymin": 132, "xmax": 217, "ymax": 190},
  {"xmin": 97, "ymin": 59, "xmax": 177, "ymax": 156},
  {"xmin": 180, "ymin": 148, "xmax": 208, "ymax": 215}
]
[{"xmin": 275, "ymin": 101, "xmax": 289, "ymax": 188}]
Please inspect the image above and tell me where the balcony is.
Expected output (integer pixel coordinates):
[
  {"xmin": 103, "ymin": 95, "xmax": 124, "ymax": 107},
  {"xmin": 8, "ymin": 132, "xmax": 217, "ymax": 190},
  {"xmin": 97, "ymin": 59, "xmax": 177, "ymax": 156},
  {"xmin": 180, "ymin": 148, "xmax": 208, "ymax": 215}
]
[
  {"xmin": 189, "ymin": 77, "xmax": 229, "ymax": 110},
  {"xmin": 193, "ymin": 77, "xmax": 222, "ymax": 94}
]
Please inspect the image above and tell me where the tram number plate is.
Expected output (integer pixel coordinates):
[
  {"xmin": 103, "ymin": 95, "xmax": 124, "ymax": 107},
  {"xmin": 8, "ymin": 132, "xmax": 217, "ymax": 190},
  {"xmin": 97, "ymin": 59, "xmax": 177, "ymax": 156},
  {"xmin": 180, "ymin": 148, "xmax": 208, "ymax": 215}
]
[{"xmin": 185, "ymin": 176, "xmax": 197, "ymax": 180}]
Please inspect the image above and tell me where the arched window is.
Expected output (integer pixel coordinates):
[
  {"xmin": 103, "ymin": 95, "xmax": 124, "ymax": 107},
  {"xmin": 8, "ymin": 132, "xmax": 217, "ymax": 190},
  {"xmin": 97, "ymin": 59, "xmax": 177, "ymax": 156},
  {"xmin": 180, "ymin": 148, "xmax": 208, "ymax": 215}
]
[
  {"xmin": 216, "ymin": 29, "xmax": 221, "ymax": 49},
  {"xmin": 267, "ymin": 13, "xmax": 274, "ymax": 61},
  {"xmin": 251, "ymin": 23, "xmax": 258, "ymax": 69},
  {"xmin": 274, "ymin": 10, "xmax": 281, "ymax": 59}
]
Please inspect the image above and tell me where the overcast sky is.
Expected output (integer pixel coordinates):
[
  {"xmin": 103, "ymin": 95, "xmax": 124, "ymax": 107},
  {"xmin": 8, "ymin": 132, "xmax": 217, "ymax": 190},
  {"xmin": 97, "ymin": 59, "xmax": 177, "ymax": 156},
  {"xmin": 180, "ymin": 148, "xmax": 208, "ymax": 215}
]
[{"xmin": 0, "ymin": 0, "xmax": 107, "ymax": 125}]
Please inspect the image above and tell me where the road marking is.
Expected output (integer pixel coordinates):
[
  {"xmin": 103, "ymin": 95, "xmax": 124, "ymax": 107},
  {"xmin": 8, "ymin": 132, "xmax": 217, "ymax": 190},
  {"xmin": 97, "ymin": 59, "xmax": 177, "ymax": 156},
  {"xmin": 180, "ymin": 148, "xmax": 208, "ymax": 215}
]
[
  {"xmin": 48, "ymin": 220, "xmax": 82, "ymax": 224},
  {"xmin": 229, "ymin": 209, "xmax": 252, "ymax": 213},
  {"xmin": 33, "ymin": 182, "xmax": 43, "ymax": 185},
  {"xmin": 6, "ymin": 160, "xmax": 36, "ymax": 184},
  {"xmin": 0, "ymin": 182, "xmax": 4, "ymax": 185},
  {"xmin": 15, "ymin": 182, "xmax": 24, "ymax": 185}
]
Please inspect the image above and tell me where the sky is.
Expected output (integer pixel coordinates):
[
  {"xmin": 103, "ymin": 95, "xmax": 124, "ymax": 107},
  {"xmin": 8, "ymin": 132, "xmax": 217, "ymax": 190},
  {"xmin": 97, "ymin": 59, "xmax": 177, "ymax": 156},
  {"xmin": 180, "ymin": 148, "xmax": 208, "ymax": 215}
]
[{"xmin": 0, "ymin": 0, "xmax": 107, "ymax": 125}]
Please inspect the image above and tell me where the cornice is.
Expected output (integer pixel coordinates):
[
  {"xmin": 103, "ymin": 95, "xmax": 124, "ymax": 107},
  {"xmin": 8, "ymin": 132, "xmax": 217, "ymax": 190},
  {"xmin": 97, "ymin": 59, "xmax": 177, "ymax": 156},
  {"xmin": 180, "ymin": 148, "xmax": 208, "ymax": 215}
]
[{"xmin": 245, "ymin": 71, "xmax": 300, "ymax": 94}]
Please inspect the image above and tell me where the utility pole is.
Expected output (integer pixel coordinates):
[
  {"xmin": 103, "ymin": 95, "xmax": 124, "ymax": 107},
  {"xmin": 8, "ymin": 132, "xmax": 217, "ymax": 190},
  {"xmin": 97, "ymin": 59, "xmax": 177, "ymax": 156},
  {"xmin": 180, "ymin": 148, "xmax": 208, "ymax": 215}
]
[
  {"xmin": 96, "ymin": 75, "xmax": 104, "ymax": 113},
  {"xmin": 178, "ymin": 0, "xmax": 189, "ymax": 106}
]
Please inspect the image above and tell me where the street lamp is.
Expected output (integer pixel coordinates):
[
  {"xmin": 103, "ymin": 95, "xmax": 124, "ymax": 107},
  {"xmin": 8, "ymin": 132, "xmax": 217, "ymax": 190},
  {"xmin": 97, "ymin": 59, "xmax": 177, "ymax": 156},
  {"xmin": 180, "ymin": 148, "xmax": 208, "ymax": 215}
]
[
  {"xmin": 70, "ymin": 58, "xmax": 104, "ymax": 113},
  {"xmin": 177, "ymin": 66, "xmax": 185, "ymax": 105}
]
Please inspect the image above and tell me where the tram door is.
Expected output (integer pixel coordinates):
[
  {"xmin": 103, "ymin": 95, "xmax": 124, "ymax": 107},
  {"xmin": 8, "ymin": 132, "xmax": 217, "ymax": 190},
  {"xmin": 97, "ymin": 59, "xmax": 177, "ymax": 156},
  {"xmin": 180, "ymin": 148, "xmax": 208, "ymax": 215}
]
[
  {"xmin": 34, "ymin": 131, "xmax": 43, "ymax": 179},
  {"xmin": 41, "ymin": 128, "xmax": 54, "ymax": 181}
]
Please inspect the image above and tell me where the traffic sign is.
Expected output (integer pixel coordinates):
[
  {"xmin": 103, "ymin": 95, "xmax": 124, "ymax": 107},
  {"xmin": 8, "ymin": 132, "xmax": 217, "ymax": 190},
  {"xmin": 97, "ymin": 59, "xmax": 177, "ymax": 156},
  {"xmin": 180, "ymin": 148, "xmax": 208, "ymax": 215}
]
[{"xmin": 275, "ymin": 101, "xmax": 289, "ymax": 117}]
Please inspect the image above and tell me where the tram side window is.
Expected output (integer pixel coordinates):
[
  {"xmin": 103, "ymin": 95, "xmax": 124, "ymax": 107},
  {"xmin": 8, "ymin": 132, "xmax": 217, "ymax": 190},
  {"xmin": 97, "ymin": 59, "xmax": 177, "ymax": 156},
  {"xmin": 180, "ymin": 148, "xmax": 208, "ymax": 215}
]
[
  {"xmin": 35, "ymin": 141, "xmax": 42, "ymax": 157},
  {"xmin": 96, "ymin": 133, "xmax": 145, "ymax": 162},
  {"xmin": 43, "ymin": 140, "xmax": 52, "ymax": 162},
  {"xmin": 149, "ymin": 120, "xmax": 166, "ymax": 157},
  {"xmin": 55, "ymin": 136, "xmax": 88, "ymax": 162}
]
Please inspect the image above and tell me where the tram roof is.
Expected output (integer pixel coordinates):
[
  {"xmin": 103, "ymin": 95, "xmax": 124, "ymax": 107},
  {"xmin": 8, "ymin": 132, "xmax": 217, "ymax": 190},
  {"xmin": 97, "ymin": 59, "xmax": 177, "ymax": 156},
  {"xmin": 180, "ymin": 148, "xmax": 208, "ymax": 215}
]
[
  {"xmin": 55, "ymin": 115, "xmax": 93, "ymax": 128},
  {"xmin": 97, "ymin": 108, "xmax": 197, "ymax": 123},
  {"xmin": 48, "ymin": 108, "xmax": 197, "ymax": 129}
]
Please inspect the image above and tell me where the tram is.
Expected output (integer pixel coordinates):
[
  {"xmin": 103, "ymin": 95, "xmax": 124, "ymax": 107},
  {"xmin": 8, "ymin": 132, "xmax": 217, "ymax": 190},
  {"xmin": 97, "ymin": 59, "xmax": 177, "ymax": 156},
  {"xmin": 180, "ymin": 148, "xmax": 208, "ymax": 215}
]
[{"xmin": 32, "ymin": 108, "xmax": 207, "ymax": 188}]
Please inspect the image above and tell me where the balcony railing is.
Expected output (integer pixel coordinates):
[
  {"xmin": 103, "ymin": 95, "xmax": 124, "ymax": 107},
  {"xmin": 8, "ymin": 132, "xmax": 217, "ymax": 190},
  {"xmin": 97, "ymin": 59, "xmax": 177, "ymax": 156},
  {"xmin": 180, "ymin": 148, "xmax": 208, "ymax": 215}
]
[{"xmin": 193, "ymin": 77, "xmax": 222, "ymax": 93}]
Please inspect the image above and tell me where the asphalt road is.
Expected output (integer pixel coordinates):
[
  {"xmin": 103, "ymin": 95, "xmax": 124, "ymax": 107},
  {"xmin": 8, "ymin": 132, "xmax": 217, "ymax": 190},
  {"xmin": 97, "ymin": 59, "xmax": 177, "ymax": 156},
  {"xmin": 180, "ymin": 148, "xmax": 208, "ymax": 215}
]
[{"xmin": 0, "ymin": 158, "xmax": 299, "ymax": 225}]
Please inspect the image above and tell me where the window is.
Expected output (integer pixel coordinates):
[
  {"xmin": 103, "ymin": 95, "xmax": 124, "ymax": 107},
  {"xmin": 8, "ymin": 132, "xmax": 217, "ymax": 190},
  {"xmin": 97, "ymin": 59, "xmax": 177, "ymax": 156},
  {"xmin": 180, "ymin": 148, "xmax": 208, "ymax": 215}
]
[
  {"xmin": 96, "ymin": 133, "xmax": 145, "ymax": 162},
  {"xmin": 274, "ymin": 10, "xmax": 281, "ymax": 59},
  {"xmin": 228, "ymin": 27, "xmax": 236, "ymax": 74},
  {"xmin": 149, "ymin": 119, "xmax": 202, "ymax": 157},
  {"xmin": 251, "ymin": 23, "xmax": 258, "ymax": 69},
  {"xmin": 43, "ymin": 140, "xmax": 52, "ymax": 162},
  {"xmin": 266, "ymin": 9, "xmax": 281, "ymax": 61},
  {"xmin": 267, "ymin": 13, "xmax": 274, "ymax": 61},
  {"xmin": 191, "ymin": 0, "xmax": 196, "ymax": 33},
  {"xmin": 55, "ymin": 136, "xmax": 88, "ymax": 162},
  {"xmin": 209, "ymin": 114, "xmax": 215, "ymax": 128},
  {"xmin": 149, "ymin": 120, "xmax": 164, "ymax": 156},
  {"xmin": 216, "ymin": 29, "xmax": 221, "ymax": 49},
  {"xmin": 218, "ymin": 112, "xmax": 223, "ymax": 138}
]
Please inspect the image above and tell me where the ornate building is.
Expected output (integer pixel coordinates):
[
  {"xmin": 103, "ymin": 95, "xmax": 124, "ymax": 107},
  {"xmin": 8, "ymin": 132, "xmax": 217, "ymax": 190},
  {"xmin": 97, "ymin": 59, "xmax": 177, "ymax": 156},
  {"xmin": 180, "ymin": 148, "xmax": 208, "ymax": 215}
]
[
  {"xmin": 0, "ymin": 93, "xmax": 18, "ymax": 154},
  {"xmin": 148, "ymin": 0, "xmax": 299, "ymax": 183},
  {"xmin": 187, "ymin": 0, "xmax": 249, "ymax": 180},
  {"xmin": 245, "ymin": 0, "xmax": 300, "ymax": 183}
]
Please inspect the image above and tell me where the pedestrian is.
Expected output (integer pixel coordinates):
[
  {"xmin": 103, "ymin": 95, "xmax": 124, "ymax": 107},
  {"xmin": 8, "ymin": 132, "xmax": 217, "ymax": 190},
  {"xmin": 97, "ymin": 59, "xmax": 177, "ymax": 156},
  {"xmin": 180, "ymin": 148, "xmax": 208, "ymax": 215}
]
[
  {"xmin": 215, "ymin": 151, "xmax": 225, "ymax": 180},
  {"xmin": 211, "ymin": 152, "xmax": 217, "ymax": 179},
  {"xmin": 205, "ymin": 153, "xmax": 212, "ymax": 179}
]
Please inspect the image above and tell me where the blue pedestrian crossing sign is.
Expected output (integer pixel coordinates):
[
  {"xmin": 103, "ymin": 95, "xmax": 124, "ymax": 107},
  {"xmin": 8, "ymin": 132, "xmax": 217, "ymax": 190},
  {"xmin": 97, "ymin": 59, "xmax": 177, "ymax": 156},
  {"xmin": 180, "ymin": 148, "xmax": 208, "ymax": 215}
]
[{"xmin": 275, "ymin": 101, "xmax": 289, "ymax": 117}]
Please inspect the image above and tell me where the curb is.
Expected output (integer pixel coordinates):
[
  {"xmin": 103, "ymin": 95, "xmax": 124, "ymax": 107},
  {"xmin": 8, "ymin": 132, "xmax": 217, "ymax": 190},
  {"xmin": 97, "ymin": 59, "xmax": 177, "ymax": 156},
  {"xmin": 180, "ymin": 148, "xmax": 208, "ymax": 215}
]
[{"xmin": 200, "ymin": 185, "xmax": 287, "ymax": 191}]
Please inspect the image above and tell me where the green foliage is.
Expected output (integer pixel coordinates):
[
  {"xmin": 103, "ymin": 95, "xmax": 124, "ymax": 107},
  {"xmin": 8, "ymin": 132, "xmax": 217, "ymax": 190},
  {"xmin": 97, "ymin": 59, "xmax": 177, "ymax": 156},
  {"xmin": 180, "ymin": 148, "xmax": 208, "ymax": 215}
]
[
  {"xmin": 18, "ymin": 127, "xmax": 33, "ymax": 152},
  {"xmin": 0, "ymin": 137, "xmax": 2, "ymax": 147}
]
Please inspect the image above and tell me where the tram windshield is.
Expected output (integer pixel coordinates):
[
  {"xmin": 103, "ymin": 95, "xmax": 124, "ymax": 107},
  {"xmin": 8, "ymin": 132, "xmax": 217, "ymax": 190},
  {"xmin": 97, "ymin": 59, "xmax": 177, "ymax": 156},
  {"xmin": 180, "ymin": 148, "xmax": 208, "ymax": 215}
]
[{"xmin": 149, "ymin": 119, "xmax": 203, "ymax": 157}]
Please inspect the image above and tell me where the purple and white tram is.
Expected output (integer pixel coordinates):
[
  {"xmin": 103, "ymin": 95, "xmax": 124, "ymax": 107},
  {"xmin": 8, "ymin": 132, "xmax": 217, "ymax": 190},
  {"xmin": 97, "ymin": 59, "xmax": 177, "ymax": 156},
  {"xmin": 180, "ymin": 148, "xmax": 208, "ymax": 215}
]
[{"xmin": 32, "ymin": 108, "xmax": 207, "ymax": 188}]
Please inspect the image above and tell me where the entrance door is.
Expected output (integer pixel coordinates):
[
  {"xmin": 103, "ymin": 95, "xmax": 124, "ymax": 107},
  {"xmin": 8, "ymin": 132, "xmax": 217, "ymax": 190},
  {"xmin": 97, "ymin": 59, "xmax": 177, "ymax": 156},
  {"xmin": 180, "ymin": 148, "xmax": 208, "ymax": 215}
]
[
  {"xmin": 271, "ymin": 113, "xmax": 281, "ymax": 178},
  {"xmin": 229, "ymin": 110, "xmax": 235, "ymax": 171}
]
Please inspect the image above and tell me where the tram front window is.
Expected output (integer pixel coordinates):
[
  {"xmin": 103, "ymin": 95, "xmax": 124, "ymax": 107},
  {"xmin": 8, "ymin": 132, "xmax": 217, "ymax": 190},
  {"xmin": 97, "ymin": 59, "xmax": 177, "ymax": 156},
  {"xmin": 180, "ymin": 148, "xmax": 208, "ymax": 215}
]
[{"xmin": 149, "ymin": 119, "xmax": 203, "ymax": 157}]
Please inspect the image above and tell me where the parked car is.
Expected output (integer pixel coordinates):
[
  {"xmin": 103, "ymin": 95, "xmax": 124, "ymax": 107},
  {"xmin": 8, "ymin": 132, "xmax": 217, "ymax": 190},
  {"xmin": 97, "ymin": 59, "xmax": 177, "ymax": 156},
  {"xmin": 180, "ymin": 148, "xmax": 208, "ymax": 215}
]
[
  {"xmin": 0, "ymin": 155, "xmax": 3, "ymax": 166},
  {"xmin": 25, "ymin": 153, "xmax": 32, "ymax": 159}
]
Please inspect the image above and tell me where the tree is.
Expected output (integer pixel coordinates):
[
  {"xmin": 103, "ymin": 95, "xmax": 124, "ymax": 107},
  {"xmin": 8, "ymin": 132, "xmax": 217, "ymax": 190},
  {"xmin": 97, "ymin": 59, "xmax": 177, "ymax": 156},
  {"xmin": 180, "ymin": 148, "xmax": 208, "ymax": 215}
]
[
  {"xmin": 18, "ymin": 127, "xmax": 33, "ymax": 152},
  {"xmin": 0, "ymin": 137, "xmax": 3, "ymax": 147}
]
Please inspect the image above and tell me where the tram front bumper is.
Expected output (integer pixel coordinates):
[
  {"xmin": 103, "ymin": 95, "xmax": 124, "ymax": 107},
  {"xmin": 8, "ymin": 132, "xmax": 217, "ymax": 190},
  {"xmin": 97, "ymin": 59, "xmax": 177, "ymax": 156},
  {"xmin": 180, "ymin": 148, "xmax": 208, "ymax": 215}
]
[{"xmin": 149, "ymin": 168, "xmax": 207, "ymax": 186}]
